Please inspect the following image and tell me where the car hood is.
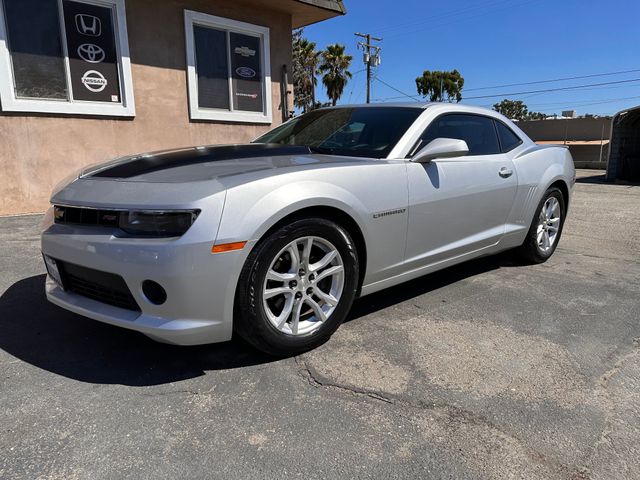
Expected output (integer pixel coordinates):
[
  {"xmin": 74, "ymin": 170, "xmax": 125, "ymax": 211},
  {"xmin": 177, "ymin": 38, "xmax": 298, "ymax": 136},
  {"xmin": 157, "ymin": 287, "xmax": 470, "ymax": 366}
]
[
  {"xmin": 51, "ymin": 143, "xmax": 381, "ymax": 208},
  {"xmin": 80, "ymin": 143, "xmax": 370, "ymax": 183}
]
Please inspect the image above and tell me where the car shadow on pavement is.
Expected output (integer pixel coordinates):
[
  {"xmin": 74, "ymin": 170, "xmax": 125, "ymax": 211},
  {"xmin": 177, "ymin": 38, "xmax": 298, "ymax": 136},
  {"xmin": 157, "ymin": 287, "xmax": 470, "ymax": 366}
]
[
  {"xmin": 0, "ymin": 274, "xmax": 276, "ymax": 386},
  {"xmin": 348, "ymin": 251, "xmax": 518, "ymax": 322},
  {"xmin": 575, "ymin": 173, "xmax": 607, "ymax": 184},
  {"xmin": 0, "ymin": 252, "xmax": 518, "ymax": 386}
]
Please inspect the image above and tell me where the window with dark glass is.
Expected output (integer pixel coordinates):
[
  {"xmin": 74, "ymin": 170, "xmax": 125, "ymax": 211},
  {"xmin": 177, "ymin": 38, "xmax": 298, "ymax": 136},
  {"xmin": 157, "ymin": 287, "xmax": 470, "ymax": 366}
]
[
  {"xmin": 254, "ymin": 107, "xmax": 423, "ymax": 158},
  {"xmin": 192, "ymin": 24, "xmax": 265, "ymax": 114},
  {"xmin": 194, "ymin": 26, "xmax": 229, "ymax": 110},
  {"xmin": 495, "ymin": 120, "xmax": 523, "ymax": 152},
  {"xmin": 3, "ymin": 0, "xmax": 67, "ymax": 99},
  {"xmin": 2, "ymin": 0, "xmax": 124, "ymax": 104},
  {"xmin": 416, "ymin": 114, "xmax": 501, "ymax": 156}
]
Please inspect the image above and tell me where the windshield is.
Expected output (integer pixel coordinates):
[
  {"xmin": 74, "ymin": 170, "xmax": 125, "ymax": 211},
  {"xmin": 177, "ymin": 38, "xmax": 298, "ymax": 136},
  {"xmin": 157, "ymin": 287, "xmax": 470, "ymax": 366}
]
[{"xmin": 253, "ymin": 107, "xmax": 423, "ymax": 158}]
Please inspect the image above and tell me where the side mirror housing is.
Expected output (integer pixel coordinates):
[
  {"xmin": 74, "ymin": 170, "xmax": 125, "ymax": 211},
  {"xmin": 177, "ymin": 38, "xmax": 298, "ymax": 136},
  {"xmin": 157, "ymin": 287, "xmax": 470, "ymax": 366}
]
[{"xmin": 411, "ymin": 138, "xmax": 469, "ymax": 163}]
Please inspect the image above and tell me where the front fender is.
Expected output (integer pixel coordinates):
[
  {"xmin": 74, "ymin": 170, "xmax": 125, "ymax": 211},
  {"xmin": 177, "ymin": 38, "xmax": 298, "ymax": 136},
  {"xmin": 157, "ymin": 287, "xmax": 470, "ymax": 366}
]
[{"xmin": 215, "ymin": 180, "xmax": 371, "ymax": 245}]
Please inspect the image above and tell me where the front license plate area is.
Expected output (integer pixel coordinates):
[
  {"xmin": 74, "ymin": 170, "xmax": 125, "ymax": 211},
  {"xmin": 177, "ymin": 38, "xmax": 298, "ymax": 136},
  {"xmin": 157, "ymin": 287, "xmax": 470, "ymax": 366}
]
[{"xmin": 43, "ymin": 255, "xmax": 64, "ymax": 289}]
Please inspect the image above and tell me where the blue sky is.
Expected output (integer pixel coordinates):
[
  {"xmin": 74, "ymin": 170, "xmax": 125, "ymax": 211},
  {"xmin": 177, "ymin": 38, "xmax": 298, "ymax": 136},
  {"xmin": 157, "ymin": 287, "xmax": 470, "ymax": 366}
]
[{"xmin": 303, "ymin": 0, "xmax": 640, "ymax": 116}]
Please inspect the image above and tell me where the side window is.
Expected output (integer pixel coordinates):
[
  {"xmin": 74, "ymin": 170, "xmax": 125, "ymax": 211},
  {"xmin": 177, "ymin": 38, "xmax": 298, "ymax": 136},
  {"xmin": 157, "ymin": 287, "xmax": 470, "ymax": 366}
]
[
  {"xmin": 495, "ymin": 120, "xmax": 523, "ymax": 153},
  {"xmin": 414, "ymin": 114, "xmax": 501, "ymax": 156}
]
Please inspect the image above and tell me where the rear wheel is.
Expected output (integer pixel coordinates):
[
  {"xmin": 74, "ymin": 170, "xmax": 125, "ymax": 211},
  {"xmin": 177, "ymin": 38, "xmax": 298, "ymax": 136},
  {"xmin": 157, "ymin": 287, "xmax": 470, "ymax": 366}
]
[
  {"xmin": 235, "ymin": 218, "xmax": 359, "ymax": 356},
  {"xmin": 518, "ymin": 186, "xmax": 565, "ymax": 263}
]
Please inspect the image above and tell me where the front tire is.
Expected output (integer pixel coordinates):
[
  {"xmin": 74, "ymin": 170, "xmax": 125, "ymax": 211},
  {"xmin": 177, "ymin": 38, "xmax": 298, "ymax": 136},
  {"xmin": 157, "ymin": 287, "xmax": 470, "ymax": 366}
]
[
  {"xmin": 235, "ymin": 218, "xmax": 359, "ymax": 356},
  {"xmin": 518, "ymin": 186, "xmax": 566, "ymax": 263}
]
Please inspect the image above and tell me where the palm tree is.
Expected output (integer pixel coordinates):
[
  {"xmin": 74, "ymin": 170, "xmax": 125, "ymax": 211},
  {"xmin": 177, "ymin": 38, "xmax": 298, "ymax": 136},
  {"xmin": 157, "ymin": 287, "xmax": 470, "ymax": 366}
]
[
  {"xmin": 298, "ymin": 39, "xmax": 320, "ymax": 110},
  {"xmin": 292, "ymin": 31, "xmax": 320, "ymax": 113},
  {"xmin": 318, "ymin": 44, "xmax": 352, "ymax": 106}
]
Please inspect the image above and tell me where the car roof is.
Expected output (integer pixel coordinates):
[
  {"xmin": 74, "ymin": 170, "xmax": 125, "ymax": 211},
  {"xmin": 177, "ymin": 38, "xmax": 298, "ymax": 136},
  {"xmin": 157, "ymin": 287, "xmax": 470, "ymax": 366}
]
[
  {"xmin": 320, "ymin": 102, "xmax": 432, "ymax": 109},
  {"xmin": 318, "ymin": 103, "xmax": 501, "ymax": 117}
]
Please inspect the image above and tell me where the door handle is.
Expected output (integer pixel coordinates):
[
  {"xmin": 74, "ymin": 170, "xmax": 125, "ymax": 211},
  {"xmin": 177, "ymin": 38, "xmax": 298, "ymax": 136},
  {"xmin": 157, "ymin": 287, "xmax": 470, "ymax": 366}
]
[{"xmin": 499, "ymin": 167, "xmax": 513, "ymax": 178}]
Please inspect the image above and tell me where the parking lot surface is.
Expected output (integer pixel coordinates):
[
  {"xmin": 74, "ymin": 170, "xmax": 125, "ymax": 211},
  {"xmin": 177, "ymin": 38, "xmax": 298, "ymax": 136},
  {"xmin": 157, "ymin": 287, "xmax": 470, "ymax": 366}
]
[{"xmin": 1, "ymin": 170, "xmax": 639, "ymax": 479}]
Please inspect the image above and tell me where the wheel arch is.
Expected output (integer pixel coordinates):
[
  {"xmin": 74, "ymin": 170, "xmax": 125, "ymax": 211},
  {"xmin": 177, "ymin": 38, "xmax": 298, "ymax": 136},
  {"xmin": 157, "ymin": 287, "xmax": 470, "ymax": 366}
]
[
  {"xmin": 248, "ymin": 205, "xmax": 368, "ymax": 293},
  {"xmin": 547, "ymin": 179, "xmax": 570, "ymax": 211}
]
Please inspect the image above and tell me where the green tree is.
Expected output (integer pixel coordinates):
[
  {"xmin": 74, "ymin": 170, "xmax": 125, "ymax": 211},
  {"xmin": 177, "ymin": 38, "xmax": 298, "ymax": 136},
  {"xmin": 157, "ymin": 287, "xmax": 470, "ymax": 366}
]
[
  {"xmin": 493, "ymin": 99, "xmax": 546, "ymax": 120},
  {"xmin": 527, "ymin": 111, "xmax": 546, "ymax": 120},
  {"xmin": 292, "ymin": 29, "xmax": 320, "ymax": 112},
  {"xmin": 318, "ymin": 44, "xmax": 353, "ymax": 106},
  {"xmin": 415, "ymin": 69, "xmax": 464, "ymax": 102}
]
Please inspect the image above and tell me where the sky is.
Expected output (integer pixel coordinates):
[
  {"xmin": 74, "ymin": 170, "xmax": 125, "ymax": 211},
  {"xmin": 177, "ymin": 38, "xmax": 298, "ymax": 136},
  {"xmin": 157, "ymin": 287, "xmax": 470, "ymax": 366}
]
[{"xmin": 303, "ymin": 0, "xmax": 640, "ymax": 116}]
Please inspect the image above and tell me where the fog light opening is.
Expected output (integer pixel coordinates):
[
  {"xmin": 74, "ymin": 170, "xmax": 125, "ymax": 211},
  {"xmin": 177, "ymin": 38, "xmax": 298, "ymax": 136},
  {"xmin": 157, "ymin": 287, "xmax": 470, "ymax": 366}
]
[{"xmin": 142, "ymin": 280, "xmax": 167, "ymax": 305}]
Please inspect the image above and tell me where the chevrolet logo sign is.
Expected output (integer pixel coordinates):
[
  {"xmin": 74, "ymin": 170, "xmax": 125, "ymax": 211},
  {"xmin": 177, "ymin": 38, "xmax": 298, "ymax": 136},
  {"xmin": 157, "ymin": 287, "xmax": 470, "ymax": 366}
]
[{"xmin": 234, "ymin": 46, "xmax": 256, "ymax": 57}]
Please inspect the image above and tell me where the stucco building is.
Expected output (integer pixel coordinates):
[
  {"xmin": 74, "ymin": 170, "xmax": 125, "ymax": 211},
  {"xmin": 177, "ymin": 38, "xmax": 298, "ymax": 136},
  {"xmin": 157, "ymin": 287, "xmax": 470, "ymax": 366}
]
[{"xmin": 0, "ymin": 0, "xmax": 345, "ymax": 214}]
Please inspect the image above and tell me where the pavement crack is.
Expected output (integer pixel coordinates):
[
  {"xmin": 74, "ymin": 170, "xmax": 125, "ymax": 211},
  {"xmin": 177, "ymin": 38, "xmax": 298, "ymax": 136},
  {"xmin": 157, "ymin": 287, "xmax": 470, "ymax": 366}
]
[
  {"xmin": 140, "ymin": 385, "xmax": 216, "ymax": 398},
  {"xmin": 295, "ymin": 355, "xmax": 395, "ymax": 404},
  {"xmin": 141, "ymin": 389, "xmax": 201, "ymax": 397},
  {"xmin": 580, "ymin": 337, "xmax": 640, "ymax": 474},
  {"xmin": 294, "ymin": 355, "xmax": 573, "ymax": 475},
  {"xmin": 597, "ymin": 337, "xmax": 640, "ymax": 392}
]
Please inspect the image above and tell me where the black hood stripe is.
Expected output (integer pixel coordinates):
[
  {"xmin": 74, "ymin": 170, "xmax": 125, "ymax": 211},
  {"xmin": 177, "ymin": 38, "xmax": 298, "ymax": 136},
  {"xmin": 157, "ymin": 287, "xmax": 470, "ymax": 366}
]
[{"xmin": 89, "ymin": 144, "xmax": 312, "ymax": 179}]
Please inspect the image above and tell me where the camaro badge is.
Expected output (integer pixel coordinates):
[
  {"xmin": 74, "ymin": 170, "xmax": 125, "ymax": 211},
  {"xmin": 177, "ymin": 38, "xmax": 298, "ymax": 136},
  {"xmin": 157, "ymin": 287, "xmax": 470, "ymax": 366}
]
[{"xmin": 373, "ymin": 208, "xmax": 406, "ymax": 219}]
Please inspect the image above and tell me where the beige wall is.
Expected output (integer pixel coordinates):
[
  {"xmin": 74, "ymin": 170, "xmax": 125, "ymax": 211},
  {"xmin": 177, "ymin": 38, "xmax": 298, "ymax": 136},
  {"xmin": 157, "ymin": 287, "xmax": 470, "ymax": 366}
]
[
  {"xmin": 0, "ymin": 0, "xmax": 293, "ymax": 215},
  {"xmin": 518, "ymin": 117, "xmax": 611, "ymax": 142}
]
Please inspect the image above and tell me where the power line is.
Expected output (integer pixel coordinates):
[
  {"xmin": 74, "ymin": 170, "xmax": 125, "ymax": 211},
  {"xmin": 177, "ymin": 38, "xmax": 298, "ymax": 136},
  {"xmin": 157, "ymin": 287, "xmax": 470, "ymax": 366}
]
[
  {"xmin": 465, "ymin": 68, "xmax": 640, "ymax": 92},
  {"xmin": 372, "ymin": 77, "xmax": 640, "ymax": 106},
  {"xmin": 463, "ymin": 78, "xmax": 640, "ymax": 100},
  {"xmin": 373, "ymin": 77, "xmax": 421, "ymax": 101},
  {"xmin": 480, "ymin": 95, "xmax": 640, "ymax": 110},
  {"xmin": 347, "ymin": 69, "xmax": 366, "ymax": 103}
]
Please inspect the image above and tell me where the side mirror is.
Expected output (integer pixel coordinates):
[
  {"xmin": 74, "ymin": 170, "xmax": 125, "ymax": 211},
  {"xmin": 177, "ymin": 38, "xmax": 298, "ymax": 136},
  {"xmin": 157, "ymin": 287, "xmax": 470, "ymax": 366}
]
[{"xmin": 411, "ymin": 138, "xmax": 469, "ymax": 163}]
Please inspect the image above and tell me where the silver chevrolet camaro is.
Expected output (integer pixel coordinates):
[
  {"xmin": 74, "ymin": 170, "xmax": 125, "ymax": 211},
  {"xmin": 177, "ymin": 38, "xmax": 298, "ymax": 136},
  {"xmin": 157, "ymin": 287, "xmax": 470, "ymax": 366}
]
[{"xmin": 41, "ymin": 103, "xmax": 575, "ymax": 355}]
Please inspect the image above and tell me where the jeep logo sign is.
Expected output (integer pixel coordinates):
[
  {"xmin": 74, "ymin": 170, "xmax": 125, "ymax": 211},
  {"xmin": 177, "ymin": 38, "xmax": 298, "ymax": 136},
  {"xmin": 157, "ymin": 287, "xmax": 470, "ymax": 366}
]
[{"xmin": 235, "ymin": 67, "xmax": 256, "ymax": 78}]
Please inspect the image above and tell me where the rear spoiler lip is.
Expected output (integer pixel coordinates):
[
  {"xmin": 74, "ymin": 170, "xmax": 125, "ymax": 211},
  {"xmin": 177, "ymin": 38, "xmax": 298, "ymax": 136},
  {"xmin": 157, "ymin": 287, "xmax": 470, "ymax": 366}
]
[{"xmin": 513, "ymin": 143, "xmax": 569, "ymax": 160}]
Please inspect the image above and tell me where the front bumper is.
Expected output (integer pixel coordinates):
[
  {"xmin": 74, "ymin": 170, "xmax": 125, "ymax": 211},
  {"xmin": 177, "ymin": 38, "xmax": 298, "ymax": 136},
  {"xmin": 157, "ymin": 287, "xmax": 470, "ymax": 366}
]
[{"xmin": 41, "ymin": 209, "xmax": 251, "ymax": 346}]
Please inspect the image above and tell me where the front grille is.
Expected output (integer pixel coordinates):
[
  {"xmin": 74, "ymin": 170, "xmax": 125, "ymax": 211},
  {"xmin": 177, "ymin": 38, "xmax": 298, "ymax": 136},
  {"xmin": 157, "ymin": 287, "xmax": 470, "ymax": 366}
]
[
  {"xmin": 56, "ymin": 260, "xmax": 140, "ymax": 312},
  {"xmin": 54, "ymin": 205, "xmax": 122, "ymax": 227}
]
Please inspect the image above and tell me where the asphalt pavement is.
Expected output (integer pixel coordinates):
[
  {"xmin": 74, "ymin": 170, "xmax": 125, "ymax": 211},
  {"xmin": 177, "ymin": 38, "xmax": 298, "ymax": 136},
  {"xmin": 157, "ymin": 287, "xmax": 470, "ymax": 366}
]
[{"xmin": 1, "ymin": 170, "xmax": 639, "ymax": 479}]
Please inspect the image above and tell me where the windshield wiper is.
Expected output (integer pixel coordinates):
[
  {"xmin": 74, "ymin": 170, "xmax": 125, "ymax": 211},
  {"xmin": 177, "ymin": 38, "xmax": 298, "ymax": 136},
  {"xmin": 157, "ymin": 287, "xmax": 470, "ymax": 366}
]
[{"xmin": 307, "ymin": 145, "xmax": 334, "ymax": 155}]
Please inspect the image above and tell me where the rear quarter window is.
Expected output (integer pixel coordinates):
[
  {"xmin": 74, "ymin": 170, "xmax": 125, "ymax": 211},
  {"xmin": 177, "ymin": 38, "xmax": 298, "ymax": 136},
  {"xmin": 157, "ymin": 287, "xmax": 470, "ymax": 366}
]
[{"xmin": 495, "ymin": 121, "xmax": 523, "ymax": 153}]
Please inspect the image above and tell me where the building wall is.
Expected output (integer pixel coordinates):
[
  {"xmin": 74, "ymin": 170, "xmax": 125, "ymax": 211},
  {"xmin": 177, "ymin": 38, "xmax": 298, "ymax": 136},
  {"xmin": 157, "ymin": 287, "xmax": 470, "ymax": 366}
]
[
  {"xmin": 517, "ymin": 117, "xmax": 611, "ymax": 142},
  {"xmin": 517, "ymin": 117, "xmax": 611, "ymax": 168},
  {"xmin": 0, "ymin": 0, "xmax": 292, "ymax": 215}
]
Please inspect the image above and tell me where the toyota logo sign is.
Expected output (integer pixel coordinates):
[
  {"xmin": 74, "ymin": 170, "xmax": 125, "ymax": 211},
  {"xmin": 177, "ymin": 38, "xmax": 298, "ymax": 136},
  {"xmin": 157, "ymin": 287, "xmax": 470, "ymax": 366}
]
[{"xmin": 77, "ymin": 44, "xmax": 105, "ymax": 63}]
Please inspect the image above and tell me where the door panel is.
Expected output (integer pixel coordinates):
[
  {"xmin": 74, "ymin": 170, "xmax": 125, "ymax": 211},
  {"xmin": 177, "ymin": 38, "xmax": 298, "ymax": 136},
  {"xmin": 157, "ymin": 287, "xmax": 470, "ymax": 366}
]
[{"xmin": 405, "ymin": 154, "xmax": 518, "ymax": 268}]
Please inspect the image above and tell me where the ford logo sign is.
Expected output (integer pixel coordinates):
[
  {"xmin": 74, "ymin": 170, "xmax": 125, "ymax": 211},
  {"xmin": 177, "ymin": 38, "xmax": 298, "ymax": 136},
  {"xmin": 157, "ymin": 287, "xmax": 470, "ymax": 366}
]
[{"xmin": 236, "ymin": 67, "xmax": 256, "ymax": 78}]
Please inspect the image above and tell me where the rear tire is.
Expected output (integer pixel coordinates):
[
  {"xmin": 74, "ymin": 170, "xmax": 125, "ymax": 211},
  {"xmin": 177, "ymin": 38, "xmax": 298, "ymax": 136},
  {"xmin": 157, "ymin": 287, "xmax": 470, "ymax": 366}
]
[
  {"xmin": 517, "ymin": 186, "xmax": 566, "ymax": 264},
  {"xmin": 234, "ymin": 218, "xmax": 359, "ymax": 356}
]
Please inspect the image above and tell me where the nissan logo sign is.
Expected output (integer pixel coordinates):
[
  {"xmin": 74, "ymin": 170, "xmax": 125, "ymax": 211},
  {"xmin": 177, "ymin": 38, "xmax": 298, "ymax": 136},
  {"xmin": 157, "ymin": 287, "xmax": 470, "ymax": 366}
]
[
  {"xmin": 77, "ymin": 44, "xmax": 105, "ymax": 63},
  {"xmin": 236, "ymin": 67, "xmax": 256, "ymax": 78},
  {"xmin": 81, "ymin": 70, "xmax": 108, "ymax": 92}
]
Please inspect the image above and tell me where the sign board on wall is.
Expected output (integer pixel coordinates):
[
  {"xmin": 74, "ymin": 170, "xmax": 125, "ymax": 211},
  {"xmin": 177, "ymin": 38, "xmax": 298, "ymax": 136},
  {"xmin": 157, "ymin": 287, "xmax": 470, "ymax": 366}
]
[
  {"xmin": 63, "ymin": 0, "xmax": 121, "ymax": 103},
  {"xmin": 230, "ymin": 32, "xmax": 263, "ymax": 113}
]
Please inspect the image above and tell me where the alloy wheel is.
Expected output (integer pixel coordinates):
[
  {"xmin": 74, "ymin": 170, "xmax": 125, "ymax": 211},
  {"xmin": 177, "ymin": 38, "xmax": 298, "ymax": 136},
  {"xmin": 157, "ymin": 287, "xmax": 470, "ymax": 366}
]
[
  {"xmin": 262, "ymin": 236, "xmax": 345, "ymax": 336},
  {"xmin": 536, "ymin": 196, "xmax": 561, "ymax": 253}
]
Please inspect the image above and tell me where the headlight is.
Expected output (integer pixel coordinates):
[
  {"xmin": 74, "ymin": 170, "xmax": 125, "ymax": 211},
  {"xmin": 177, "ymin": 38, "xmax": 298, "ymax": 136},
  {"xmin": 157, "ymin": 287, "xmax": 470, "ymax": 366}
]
[{"xmin": 119, "ymin": 210, "xmax": 200, "ymax": 237}]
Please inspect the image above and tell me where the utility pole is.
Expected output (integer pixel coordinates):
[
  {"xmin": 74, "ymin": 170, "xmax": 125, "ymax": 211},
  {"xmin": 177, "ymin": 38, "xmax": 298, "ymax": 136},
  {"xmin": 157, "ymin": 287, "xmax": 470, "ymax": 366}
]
[{"xmin": 355, "ymin": 33, "xmax": 382, "ymax": 103}]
